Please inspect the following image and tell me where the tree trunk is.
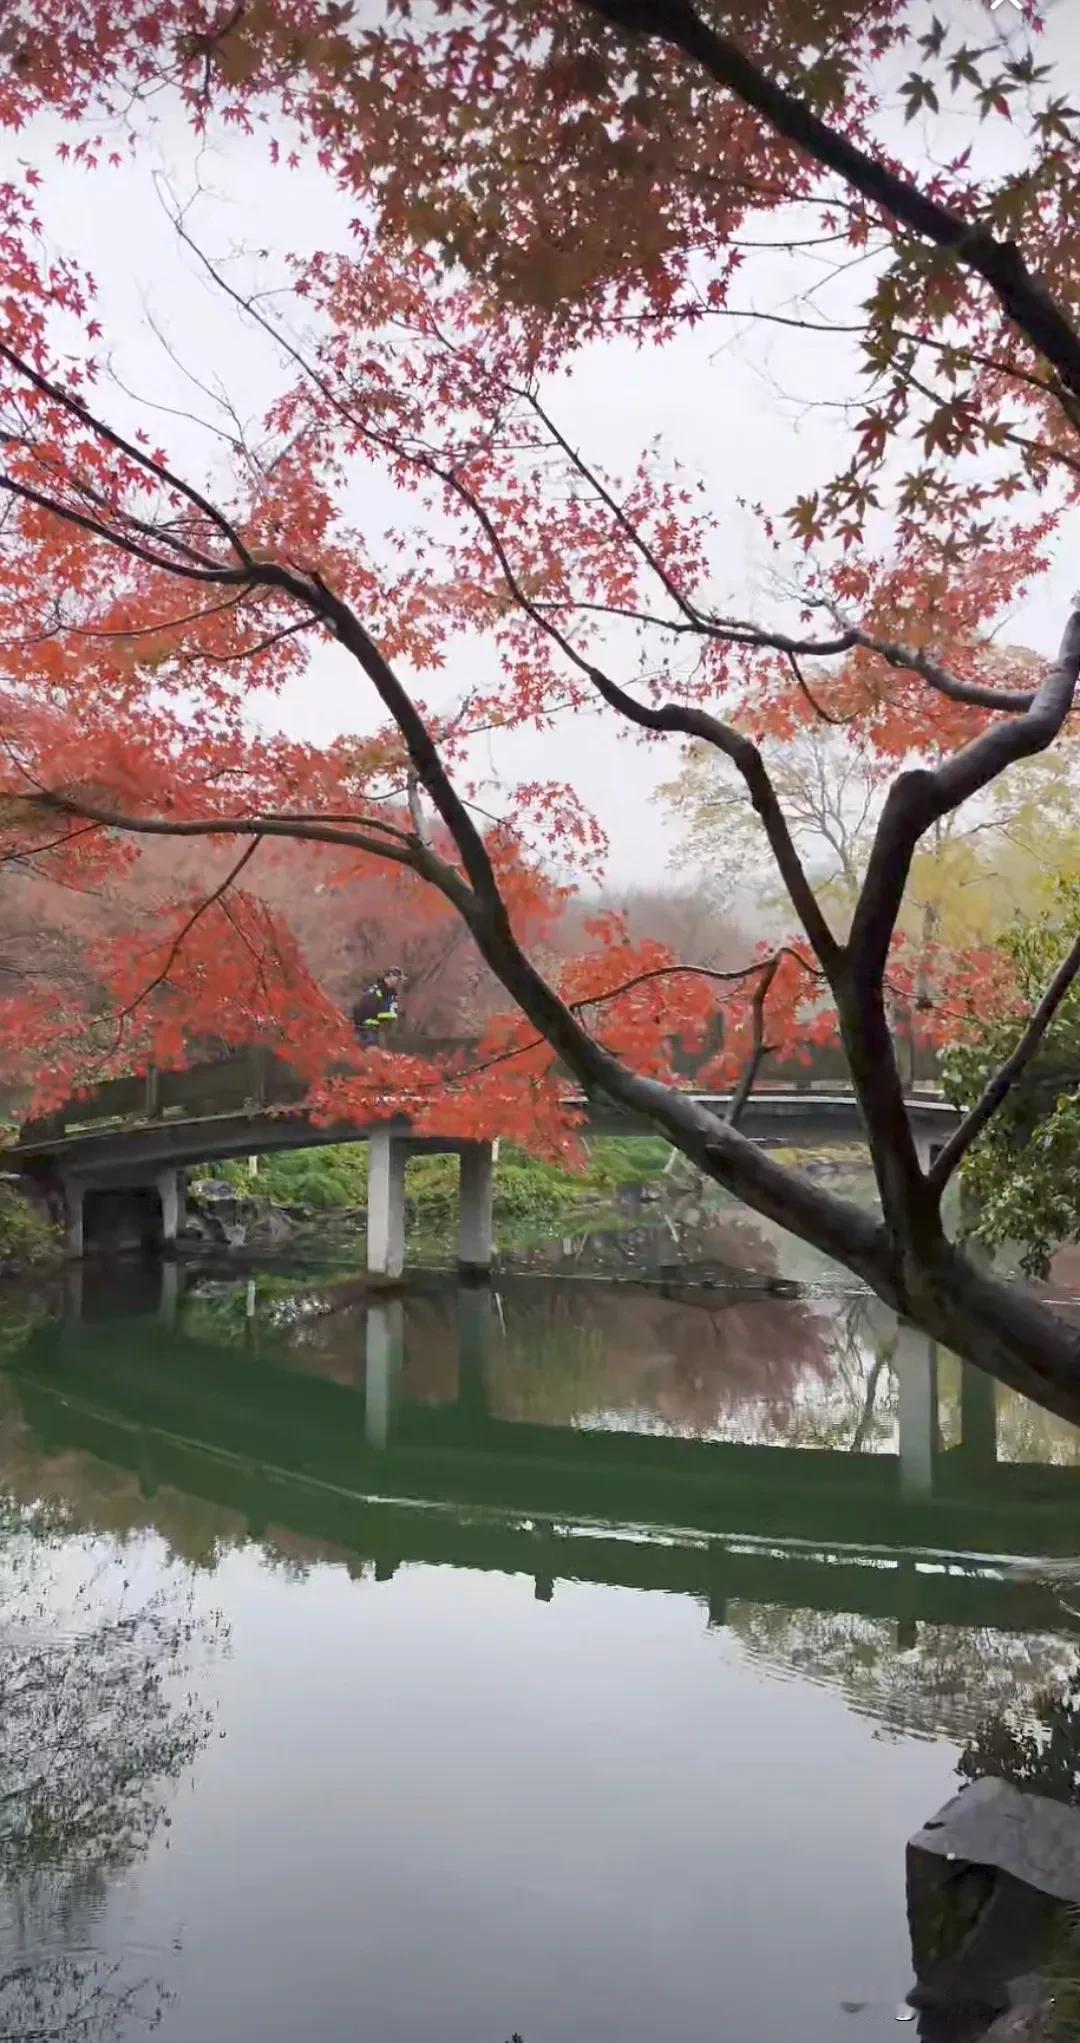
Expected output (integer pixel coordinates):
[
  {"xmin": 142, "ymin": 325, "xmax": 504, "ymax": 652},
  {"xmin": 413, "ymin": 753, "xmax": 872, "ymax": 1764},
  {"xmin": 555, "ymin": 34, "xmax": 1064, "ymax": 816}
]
[{"xmin": 903, "ymin": 1245, "xmax": 1080, "ymax": 1426}]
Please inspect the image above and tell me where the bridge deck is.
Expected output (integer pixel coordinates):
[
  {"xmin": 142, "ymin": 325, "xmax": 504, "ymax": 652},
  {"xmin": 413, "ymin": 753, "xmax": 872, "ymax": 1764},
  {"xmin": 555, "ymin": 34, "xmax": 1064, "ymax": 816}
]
[{"xmin": 12, "ymin": 1039, "xmax": 958, "ymax": 1178}]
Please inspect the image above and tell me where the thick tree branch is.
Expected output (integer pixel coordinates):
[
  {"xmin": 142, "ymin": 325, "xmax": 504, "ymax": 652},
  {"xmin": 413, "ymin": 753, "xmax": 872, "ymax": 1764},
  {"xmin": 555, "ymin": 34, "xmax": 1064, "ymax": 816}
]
[
  {"xmin": 536, "ymin": 599, "xmax": 1037, "ymax": 713},
  {"xmin": 584, "ymin": 0, "xmax": 1080, "ymax": 404},
  {"xmin": 929, "ymin": 929, "xmax": 1080, "ymax": 1192},
  {"xmin": 28, "ymin": 791, "xmax": 469, "ymax": 893},
  {"xmin": 849, "ymin": 599, "xmax": 1080, "ymax": 992},
  {"xmin": 825, "ymin": 598, "xmax": 1080, "ymax": 1241},
  {"xmin": 551, "ymin": 596, "xmax": 1041, "ymax": 710}
]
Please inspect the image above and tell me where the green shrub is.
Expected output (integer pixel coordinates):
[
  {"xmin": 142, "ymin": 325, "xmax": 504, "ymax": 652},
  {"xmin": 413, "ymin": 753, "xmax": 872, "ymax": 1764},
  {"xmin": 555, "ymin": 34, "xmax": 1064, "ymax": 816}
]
[
  {"xmin": 201, "ymin": 1147, "xmax": 370, "ymax": 1211},
  {"xmin": 0, "ymin": 1180, "xmax": 59, "ymax": 1270},
  {"xmin": 196, "ymin": 1133, "xmax": 671, "ymax": 1226}
]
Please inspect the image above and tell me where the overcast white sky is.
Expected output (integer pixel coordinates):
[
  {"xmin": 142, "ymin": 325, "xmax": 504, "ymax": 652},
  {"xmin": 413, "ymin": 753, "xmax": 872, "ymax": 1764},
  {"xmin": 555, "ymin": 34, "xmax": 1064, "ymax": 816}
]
[{"xmin": 15, "ymin": 0, "xmax": 1080, "ymax": 886}]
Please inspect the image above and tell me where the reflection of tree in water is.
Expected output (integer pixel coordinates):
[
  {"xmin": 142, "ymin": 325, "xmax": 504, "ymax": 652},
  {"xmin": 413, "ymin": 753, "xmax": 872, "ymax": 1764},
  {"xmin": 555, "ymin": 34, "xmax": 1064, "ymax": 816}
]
[
  {"xmin": 0, "ymin": 1369, "xmax": 372, "ymax": 1588},
  {"xmin": 152, "ymin": 1265, "xmax": 896, "ymax": 1448},
  {"xmin": 995, "ymin": 1386, "xmax": 1080, "ymax": 1470},
  {"xmin": 0, "ymin": 1498, "xmax": 224, "ymax": 2039},
  {"xmin": 0, "ymin": 1375, "xmax": 247, "ymax": 1572},
  {"xmin": 0, "ymin": 1952, "xmax": 162, "ymax": 2042},
  {"xmin": 959, "ymin": 1652, "xmax": 1080, "ymax": 1803},
  {"xmin": 177, "ymin": 1274, "xmax": 351, "ymax": 1373},
  {"xmin": 726, "ymin": 1601, "xmax": 1072, "ymax": 1745},
  {"xmin": 510, "ymin": 1199, "xmax": 789, "ymax": 1283},
  {"xmin": 466, "ymin": 1289, "xmax": 885, "ymax": 1446}
]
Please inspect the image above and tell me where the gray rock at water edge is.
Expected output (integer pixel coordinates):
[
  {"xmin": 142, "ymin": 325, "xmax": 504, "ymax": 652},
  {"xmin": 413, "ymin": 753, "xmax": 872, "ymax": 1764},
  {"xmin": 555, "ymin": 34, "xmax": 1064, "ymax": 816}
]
[
  {"xmin": 911, "ymin": 1778, "xmax": 1080, "ymax": 1910},
  {"xmin": 247, "ymin": 1205, "xmax": 293, "ymax": 1244},
  {"xmin": 190, "ymin": 1177, "xmax": 237, "ymax": 1202},
  {"xmin": 907, "ymin": 1778, "xmax": 1080, "ymax": 2034}
]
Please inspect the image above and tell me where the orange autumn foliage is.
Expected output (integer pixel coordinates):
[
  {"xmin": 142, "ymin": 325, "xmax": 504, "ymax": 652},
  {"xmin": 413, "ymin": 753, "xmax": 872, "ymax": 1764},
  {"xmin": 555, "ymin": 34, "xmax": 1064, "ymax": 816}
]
[{"xmin": 0, "ymin": 0, "xmax": 1077, "ymax": 1162}]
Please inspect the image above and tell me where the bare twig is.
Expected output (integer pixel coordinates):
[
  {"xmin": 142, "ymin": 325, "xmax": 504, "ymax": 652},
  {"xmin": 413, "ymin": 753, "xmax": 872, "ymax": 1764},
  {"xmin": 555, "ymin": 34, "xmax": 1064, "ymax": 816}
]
[
  {"xmin": 105, "ymin": 836, "xmax": 264, "ymax": 1044},
  {"xmin": 727, "ymin": 956, "xmax": 780, "ymax": 1128}
]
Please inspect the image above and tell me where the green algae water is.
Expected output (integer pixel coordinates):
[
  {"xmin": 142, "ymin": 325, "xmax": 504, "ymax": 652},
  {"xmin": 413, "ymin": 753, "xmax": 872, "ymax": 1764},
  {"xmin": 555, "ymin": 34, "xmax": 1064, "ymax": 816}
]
[{"xmin": 3, "ymin": 1253, "xmax": 1080, "ymax": 2043}]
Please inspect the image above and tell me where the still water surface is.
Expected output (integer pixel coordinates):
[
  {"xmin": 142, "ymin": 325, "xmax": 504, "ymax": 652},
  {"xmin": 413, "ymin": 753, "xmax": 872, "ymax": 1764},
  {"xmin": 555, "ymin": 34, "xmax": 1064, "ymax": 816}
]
[{"xmin": 3, "ymin": 1242, "xmax": 1080, "ymax": 2043}]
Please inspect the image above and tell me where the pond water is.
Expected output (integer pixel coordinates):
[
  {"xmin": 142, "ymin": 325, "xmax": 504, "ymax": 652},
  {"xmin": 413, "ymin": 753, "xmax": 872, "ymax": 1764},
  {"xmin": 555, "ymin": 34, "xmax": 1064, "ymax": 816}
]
[{"xmin": 3, "ymin": 1236, "xmax": 1080, "ymax": 2043}]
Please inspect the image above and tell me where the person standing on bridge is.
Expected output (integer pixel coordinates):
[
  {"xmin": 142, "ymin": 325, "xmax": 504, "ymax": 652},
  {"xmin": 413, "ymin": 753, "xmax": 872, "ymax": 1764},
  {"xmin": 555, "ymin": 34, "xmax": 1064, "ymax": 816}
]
[{"xmin": 350, "ymin": 967, "xmax": 404, "ymax": 1047}]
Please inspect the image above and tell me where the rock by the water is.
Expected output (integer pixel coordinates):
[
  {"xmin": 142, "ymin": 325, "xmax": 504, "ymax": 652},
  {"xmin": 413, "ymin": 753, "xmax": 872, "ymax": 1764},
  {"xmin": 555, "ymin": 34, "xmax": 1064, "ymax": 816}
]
[
  {"xmin": 247, "ymin": 1203, "xmax": 293, "ymax": 1243},
  {"xmin": 907, "ymin": 1779, "xmax": 1080, "ymax": 2037},
  {"xmin": 911, "ymin": 1778, "xmax": 1080, "ymax": 1910}
]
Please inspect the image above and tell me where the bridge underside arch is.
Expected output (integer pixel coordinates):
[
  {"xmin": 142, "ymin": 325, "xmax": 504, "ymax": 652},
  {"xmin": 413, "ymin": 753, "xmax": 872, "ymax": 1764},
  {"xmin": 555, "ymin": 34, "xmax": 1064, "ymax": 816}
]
[{"xmin": 82, "ymin": 1183, "xmax": 165, "ymax": 1255}]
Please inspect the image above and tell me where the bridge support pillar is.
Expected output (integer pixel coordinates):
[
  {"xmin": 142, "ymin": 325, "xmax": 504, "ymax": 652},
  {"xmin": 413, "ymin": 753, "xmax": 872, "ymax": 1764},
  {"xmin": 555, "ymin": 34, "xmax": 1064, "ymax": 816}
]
[
  {"xmin": 458, "ymin": 1140, "xmax": 496, "ymax": 1278},
  {"xmin": 367, "ymin": 1130, "xmax": 406, "ymax": 1278},
  {"xmin": 365, "ymin": 1298, "xmax": 404, "ymax": 1448},
  {"xmin": 895, "ymin": 1322, "xmax": 938, "ymax": 1499},
  {"xmin": 62, "ymin": 1178, "xmax": 84, "ymax": 1260},
  {"xmin": 156, "ymin": 1168, "xmax": 182, "ymax": 1250}
]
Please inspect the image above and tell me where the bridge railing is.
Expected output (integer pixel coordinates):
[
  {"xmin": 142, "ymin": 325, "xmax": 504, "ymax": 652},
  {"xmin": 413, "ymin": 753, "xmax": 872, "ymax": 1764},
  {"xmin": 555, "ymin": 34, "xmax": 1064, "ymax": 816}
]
[
  {"xmin": 12, "ymin": 1032, "xmax": 947, "ymax": 1153},
  {"xmin": 15, "ymin": 1035, "xmax": 477, "ymax": 1147}
]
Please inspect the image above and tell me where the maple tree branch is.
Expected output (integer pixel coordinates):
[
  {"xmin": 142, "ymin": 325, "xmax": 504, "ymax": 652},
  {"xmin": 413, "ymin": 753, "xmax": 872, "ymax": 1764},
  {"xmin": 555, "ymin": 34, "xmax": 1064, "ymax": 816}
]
[
  {"xmin": 697, "ymin": 303, "xmax": 1066, "ymax": 406},
  {"xmin": 893, "ymin": 359, "xmax": 1080, "ymax": 484},
  {"xmin": 576, "ymin": 669, "xmax": 840, "ymax": 967},
  {"xmin": 821, "ymin": 598, "xmax": 1080, "ymax": 1235},
  {"xmin": 849, "ymin": 598, "xmax": 1080, "ymax": 993},
  {"xmin": 585, "ymin": 0, "xmax": 1080, "ymax": 404},
  {"xmin": 394, "ymin": 954, "xmax": 810, "ymax": 1098},
  {"xmin": 0, "ymin": 820, "xmax": 105, "ymax": 868},
  {"xmin": 837, "ymin": 628, "xmax": 1035, "ymax": 714},
  {"xmin": 699, "ymin": 614, "xmax": 1034, "ymax": 714},
  {"xmin": 0, "ymin": 471, "xmax": 248, "ymax": 586},
  {"xmin": 928, "ymin": 930, "xmax": 1080, "ymax": 1194},
  {"xmin": 786, "ymin": 650, "xmax": 856, "ymax": 727},
  {"xmin": 219, "ymin": 894, "xmax": 273, "ymax": 1007},
  {"xmin": 515, "ymin": 380, "xmax": 704, "ymax": 628},
  {"xmin": 577, "ymin": 952, "xmax": 817, "ymax": 1005},
  {"xmin": 726, "ymin": 956, "xmax": 780, "ymax": 1130},
  {"xmin": 535, "ymin": 597, "xmax": 1036, "ymax": 713},
  {"xmin": 0, "ymin": 339, "xmax": 252, "ymax": 565},
  {"xmin": 26, "ymin": 794, "xmax": 430, "ymax": 875},
  {"xmin": 1, "ymin": 426, "xmax": 233, "ymax": 576},
  {"xmin": 174, "ymin": 615, "xmax": 317, "ymax": 665},
  {"xmin": 431, "ymin": 460, "xmax": 837, "ymax": 967},
  {"xmin": 254, "ymin": 563, "xmax": 506, "ymax": 914},
  {"xmin": 46, "ymin": 590, "xmax": 251, "ymax": 644},
  {"xmin": 107, "ymin": 835, "xmax": 264, "ymax": 1043}
]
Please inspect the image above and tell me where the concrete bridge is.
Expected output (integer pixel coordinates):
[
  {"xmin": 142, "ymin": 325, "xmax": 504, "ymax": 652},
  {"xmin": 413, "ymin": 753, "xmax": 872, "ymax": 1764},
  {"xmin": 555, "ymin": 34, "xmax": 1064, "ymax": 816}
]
[
  {"xmin": 8, "ymin": 1268, "xmax": 1079, "ymax": 1655},
  {"xmin": 11, "ymin": 1043, "xmax": 960, "ymax": 1273}
]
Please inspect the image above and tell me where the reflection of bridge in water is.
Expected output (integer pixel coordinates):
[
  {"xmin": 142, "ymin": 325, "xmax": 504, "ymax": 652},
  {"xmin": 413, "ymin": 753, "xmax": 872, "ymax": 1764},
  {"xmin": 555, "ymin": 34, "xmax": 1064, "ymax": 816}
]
[{"xmin": 7, "ymin": 1260, "xmax": 1080, "ymax": 1651}]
